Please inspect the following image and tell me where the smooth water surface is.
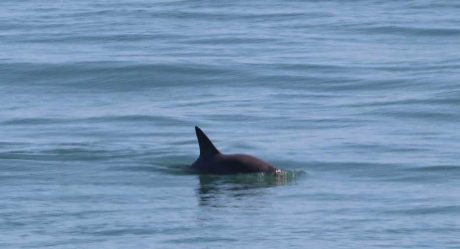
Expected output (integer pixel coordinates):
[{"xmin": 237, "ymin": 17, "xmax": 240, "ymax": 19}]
[{"xmin": 1, "ymin": 0, "xmax": 459, "ymax": 248}]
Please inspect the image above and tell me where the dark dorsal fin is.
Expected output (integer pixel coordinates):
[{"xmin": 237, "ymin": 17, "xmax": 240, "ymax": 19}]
[{"xmin": 195, "ymin": 126, "xmax": 220, "ymax": 157}]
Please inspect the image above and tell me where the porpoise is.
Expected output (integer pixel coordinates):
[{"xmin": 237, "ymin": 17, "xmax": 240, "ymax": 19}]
[{"xmin": 191, "ymin": 126, "xmax": 280, "ymax": 174}]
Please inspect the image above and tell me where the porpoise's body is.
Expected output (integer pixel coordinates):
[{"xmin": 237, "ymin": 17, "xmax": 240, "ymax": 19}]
[{"xmin": 191, "ymin": 126, "xmax": 279, "ymax": 174}]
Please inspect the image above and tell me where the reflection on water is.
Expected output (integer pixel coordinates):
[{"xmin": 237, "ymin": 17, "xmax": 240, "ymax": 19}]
[{"xmin": 196, "ymin": 172, "xmax": 302, "ymax": 207}]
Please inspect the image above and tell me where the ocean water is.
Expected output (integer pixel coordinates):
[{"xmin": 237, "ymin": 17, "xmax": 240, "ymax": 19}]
[{"xmin": 1, "ymin": 0, "xmax": 460, "ymax": 248}]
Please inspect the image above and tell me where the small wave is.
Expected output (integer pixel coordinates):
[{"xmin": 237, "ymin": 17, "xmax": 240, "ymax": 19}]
[
  {"xmin": 1, "ymin": 118, "xmax": 69, "ymax": 125},
  {"xmin": 187, "ymin": 37, "xmax": 276, "ymax": 45},
  {"xmin": 375, "ymin": 110, "xmax": 458, "ymax": 122},
  {"xmin": 1, "ymin": 62, "xmax": 241, "ymax": 90},
  {"xmin": 379, "ymin": 164, "xmax": 460, "ymax": 183},
  {"xmin": 385, "ymin": 205, "xmax": 460, "ymax": 215},
  {"xmin": 0, "ymin": 147, "xmax": 146, "ymax": 162},
  {"xmin": 344, "ymin": 96, "xmax": 460, "ymax": 108},
  {"xmin": 361, "ymin": 25, "xmax": 460, "ymax": 37},
  {"xmin": 19, "ymin": 33, "xmax": 163, "ymax": 43},
  {"xmin": 410, "ymin": 165, "xmax": 460, "ymax": 173},
  {"xmin": 84, "ymin": 115, "xmax": 185, "ymax": 124},
  {"xmin": 0, "ymin": 149, "xmax": 108, "ymax": 162},
  {"xmin": 85, "ymin": 228, "xmax": 162, "ymax": 236}
]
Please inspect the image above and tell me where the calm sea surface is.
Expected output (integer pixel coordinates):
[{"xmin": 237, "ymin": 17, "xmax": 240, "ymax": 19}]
[{"xmin": 1, "ymin": 0, "xmax": 460, "ymax": 248}]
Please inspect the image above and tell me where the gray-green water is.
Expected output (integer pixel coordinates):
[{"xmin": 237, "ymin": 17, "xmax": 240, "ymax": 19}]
[{"xmin": 1, "ymin": 0, "xmax": 459, "ymax": 248}]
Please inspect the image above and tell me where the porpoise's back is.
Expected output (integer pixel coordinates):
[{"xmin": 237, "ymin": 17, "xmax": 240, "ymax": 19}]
[{"xmin": 191, "ymin": 126, "xmax": 278, "ymax": 174}]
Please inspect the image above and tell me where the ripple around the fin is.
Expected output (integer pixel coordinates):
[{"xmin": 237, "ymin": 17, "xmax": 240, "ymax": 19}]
[
  {"xmin": 106, "ymin": 152, "xmax": 196, "ymax": 175},
  {"xmin": 196, "ymin": 170, "xmax": 306, "ymax": 188},
  {"xmin": 108, "ymin": 163, "xmax": 196, "ymax": 176}
]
